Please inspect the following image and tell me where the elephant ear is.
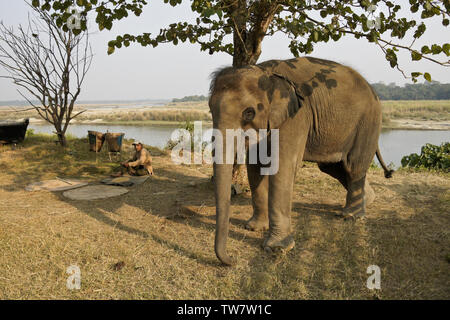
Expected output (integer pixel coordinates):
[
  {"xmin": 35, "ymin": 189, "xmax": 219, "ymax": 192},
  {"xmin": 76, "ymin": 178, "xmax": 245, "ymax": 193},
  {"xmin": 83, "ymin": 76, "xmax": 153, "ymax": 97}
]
[{"xmin": 267, "ymin": 73, "xmax": 304, "ymax": 130}]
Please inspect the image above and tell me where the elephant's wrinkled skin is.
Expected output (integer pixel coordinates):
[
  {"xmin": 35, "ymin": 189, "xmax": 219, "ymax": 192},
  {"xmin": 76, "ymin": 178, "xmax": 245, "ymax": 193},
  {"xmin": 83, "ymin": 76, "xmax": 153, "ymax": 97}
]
[{"xmin": 209, "ymin": 57, "xmax": 393, "ymax": 266}]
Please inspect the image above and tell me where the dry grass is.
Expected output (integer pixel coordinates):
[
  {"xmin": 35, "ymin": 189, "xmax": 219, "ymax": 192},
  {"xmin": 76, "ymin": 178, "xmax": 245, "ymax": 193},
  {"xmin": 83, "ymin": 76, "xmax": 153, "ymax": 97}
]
[
  {"xmin": 0, "ymin": 135, "xmax": 449, "ymax": 299},
  {"xmin": 86, "ymin": 109, "xmax": 211, "ymax": 123},
  {"xmin": 75, "ymin": 101, "xmax": 211, "ymax": 123},
  {"xmin": 0, "ymin": 101, "xmax": 211, "ymax": 124}
]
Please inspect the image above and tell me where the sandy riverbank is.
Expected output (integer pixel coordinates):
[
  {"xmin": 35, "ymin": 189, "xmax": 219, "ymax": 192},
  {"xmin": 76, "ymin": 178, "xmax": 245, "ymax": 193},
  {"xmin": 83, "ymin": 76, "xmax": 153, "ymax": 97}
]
[
  {"xmin": 384, "ymin": 119, "xmax": 449, "ymax": 130},
  {"xmin": 1, "ymin": 100, "xmax": 449, "ymax": 130}
]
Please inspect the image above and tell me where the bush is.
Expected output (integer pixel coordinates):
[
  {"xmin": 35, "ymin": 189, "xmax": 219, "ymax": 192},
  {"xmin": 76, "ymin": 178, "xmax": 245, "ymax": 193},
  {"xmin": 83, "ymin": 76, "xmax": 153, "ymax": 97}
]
[
  {"xmin": 381, "ymin": 114, "xmax": 391, "ymax": 124},
  {"xmin": 26, "ymin": 128, "xmax": 35, "ymax": 137},
  {"xmin": 401, "ymin": 142, "xmax": 449, "ymax": 172},
  {"xmin": 172, "ymin": 95, "xmax": 208, "ymax": 102}
]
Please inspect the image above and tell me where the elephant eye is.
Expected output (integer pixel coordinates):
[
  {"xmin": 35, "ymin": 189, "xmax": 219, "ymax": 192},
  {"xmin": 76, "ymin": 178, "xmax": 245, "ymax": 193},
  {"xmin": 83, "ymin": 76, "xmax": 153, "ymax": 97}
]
[{"xmin": 242, "ymin": 107, "xmax": 256, "ymax": 121}]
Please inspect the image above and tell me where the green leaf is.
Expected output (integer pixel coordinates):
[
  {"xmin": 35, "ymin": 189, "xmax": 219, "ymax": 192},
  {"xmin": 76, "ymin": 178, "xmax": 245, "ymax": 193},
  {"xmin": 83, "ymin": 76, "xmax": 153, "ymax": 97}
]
[
  {"xmin": 313, "ymin": 31, "xmax": 319, "ymax": 42},
  {"xmin": 385, "ymin": 49, "xmax": 398, "ymax": 68},
  {"xmin": 305, "ymin": 22, "xmax": 314, "ymax": 29},
  {"xmin": 107, "ymin": 46, "xmax": 115, "ymax": 55},
  {"xmin": 431, "ymin": 44, "xmax": 442, "ymax": 54},
  {"xmin": 32, "ymin": 0, "xmax": 39, "ymax": 8},
  {"xmin": 411, "ymin": 50, "xmax": 422, "ymax": 61},
  {"xmin": 424, "ymin": 72, "xmax": 431, "ymax": 82},
  {"xmin": 443, "ymin": 43, "xmax": 450, "ymax": 56},
  {"xmin": 56, "ymin": 17, "xmax": 63, "ymax": 28},
  {"xmin": 203, "ymin": 8, "xmax": 214, "ymax": 17},
  {"xmin": 421, "ymin": 45, "xmax": 430, "ymax": 54}
]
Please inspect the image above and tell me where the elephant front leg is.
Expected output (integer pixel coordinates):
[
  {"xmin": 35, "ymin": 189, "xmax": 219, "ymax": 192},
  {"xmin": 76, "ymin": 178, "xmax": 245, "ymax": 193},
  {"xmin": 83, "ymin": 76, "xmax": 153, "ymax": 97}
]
[
  {"xmin": 245, "ymin": 163, "xmax": 269, "ymax": 231},
  {"xmin": 263, "ymin": 132, "xmax": 306, "ymax": 253},
  {"xmin": 263, "ymin": 175, "xmax": 295, "ymax": 252},
  {"xmin": 342, "ymin": 175, "xmax": 367, "ymax": 220},
  {"xmin": 263, "ymin": 164, "xmax": 297, "ymax": 253}
]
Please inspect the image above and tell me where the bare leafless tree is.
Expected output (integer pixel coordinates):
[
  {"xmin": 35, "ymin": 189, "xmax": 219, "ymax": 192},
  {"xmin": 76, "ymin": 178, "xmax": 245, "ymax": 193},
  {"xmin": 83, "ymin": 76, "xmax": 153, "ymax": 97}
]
[{"xmin": 0, "ymin": 4, "xmax": 92, "ymax": 146}]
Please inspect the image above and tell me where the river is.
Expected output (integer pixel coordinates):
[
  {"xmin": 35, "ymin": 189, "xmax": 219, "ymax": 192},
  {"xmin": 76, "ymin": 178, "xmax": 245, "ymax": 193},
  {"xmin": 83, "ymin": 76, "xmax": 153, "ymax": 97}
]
[{"xmin": 29, "ymin": 123, "xmax": 449, "ymax": 168}]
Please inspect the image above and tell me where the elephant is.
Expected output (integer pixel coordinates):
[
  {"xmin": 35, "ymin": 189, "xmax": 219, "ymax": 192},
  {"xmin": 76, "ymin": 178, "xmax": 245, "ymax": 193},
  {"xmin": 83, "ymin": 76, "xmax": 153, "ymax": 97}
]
[{"xmin": 208, "ymin": 56, "xmax": 393, "ymax": 266}]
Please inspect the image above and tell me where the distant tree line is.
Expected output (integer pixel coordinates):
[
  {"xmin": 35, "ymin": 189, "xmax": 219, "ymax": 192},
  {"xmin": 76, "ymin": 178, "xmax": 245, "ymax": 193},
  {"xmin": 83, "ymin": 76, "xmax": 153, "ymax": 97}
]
[
  {"xmin": 172, "ymin": 95, "xmax": 208, "ymax": 103},
  {"xmin": 371, "ymin": 82, "xmax": 450, "ymax": 100},
  {"xmin": 172, "ymin": 82, "xmax": 449, "ymax": 103}
]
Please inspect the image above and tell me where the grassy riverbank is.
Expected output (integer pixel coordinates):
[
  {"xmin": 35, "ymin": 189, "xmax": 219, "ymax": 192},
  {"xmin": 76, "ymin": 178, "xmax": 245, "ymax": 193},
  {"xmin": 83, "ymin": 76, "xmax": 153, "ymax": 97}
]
[
  {"xmin": 1, "ymin": 100, "xmax": 449, "ymax": 129},
  {"xmin": 381, "ymin": 100, "xmax": 450, "ymax": 129},
  {"xmin": 0, "ymin": 134, "xmax": 448, "ymax": 299},
  {"xmin": 382, "ymin": 100, "xmax": 450, "ymax": 122}
]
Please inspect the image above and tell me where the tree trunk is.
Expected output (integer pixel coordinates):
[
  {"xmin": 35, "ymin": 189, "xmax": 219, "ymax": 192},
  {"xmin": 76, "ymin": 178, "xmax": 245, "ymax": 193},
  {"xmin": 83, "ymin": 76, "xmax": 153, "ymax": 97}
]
[
  {"xmin": 230, "ymin": 1, "xmax": 279, "ymax": 184},
  {"xmin": 54, "ymin": 121, "xmax": 67, "ymax": 147},
  {"xmin": 232, "ymin": 38, "xmax": 262, "ymax": 67},
  {"xmin": 58, "ymin": 133, "xmax": 67, "ymax": 147},
  {"xmin": 231, "ymin": 0, "xmax": 279, "ymax": 67}
]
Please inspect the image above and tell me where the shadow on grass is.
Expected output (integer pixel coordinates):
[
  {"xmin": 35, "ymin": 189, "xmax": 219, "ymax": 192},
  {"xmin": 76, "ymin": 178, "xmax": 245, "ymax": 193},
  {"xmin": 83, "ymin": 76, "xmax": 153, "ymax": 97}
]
[{"xmin": 50, "ymin": 163, "xmax": 261, "ymax": 268}]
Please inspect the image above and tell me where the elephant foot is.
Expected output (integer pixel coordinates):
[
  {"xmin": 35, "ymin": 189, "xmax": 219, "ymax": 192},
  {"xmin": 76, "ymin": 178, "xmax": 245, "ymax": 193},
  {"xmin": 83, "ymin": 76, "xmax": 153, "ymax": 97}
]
[
  {"xmin": 245, "ymin": 216, "xmax": 269, "ymax": 231},
  {"xmin": 263, "ymin": 234, "xmax": 295, "ymax": 254},
  {"xmin": 340, "ymin": 205, "xmax": 366, "ymax": 220}
]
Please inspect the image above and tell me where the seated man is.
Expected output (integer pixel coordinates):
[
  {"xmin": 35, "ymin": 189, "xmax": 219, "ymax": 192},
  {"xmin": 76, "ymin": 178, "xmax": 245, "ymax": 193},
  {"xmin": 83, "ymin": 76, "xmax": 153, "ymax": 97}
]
[{"xmin": 112, "ymin": 141, "xmax": 153, "ymax": 177}]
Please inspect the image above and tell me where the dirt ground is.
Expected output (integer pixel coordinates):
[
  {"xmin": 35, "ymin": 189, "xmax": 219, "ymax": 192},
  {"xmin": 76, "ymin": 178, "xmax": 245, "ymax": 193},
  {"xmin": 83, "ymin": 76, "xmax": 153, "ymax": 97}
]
[{"xmin": 0, "ymin": 137, "xmax": 449, "ymax": 299}]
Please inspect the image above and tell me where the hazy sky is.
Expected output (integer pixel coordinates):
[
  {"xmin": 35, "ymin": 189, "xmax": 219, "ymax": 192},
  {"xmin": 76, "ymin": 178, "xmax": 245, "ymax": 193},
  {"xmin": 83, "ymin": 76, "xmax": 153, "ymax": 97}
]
[{"xmin": 0, "ymin": 0, "xmax": 448, "ymax": 101}]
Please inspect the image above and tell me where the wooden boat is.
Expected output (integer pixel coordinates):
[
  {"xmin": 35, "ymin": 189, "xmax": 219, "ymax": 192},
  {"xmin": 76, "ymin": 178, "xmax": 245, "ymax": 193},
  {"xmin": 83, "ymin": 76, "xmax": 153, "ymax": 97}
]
[{"xmin": 0, "ymin": 118, "xmax": 29, "ymax": 144}]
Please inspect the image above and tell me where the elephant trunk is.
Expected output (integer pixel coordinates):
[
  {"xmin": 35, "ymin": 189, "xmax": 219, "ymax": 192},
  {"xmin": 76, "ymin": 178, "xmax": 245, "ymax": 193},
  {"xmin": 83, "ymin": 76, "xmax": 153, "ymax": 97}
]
[{"xmin": 213, "ymin": 151, "xmax": 235, "ymax": 265}]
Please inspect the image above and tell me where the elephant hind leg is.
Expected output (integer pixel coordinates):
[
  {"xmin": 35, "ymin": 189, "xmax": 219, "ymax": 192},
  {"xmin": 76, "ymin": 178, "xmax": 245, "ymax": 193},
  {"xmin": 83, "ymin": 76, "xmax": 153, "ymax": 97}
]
[
  {"xmin": 340, "ymin": 123, "xmax": 380, "ymax": 219},
  {"xmin": 342, "ymin": 175, "xmax": 367, "ymax": 220},
  {"xmin": 318, "ymin": 162, "xmax": 373, "ymax": 219}
]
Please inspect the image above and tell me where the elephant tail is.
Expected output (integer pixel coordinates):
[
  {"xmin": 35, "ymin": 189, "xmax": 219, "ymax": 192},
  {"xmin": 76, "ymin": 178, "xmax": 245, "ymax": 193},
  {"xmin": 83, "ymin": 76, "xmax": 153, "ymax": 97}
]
[{"xmin": 375, "ymin": 147, "xmax": 394, "ymax": 178}]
